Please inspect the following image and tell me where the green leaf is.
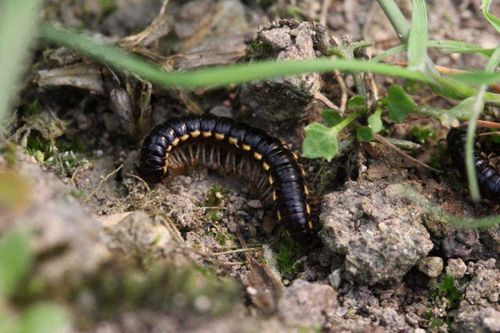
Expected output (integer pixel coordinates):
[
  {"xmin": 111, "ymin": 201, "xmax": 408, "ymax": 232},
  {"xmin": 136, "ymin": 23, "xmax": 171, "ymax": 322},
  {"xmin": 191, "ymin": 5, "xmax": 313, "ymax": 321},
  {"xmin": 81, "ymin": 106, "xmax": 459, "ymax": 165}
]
[
  {"xmin": 386, "ymin": 85, "xmax": 416, "ymax": 122},
  {"xmin": 448, "ymin": 97, "xmax": 476, "ymax": 120},
  {"xmin": 302, "ymin": 123, "xmax": 339, "ymax": 161},
  {"xmin": 20, "ymin": 302, "xmax": 68, "ymax": 333},
  {"xmin": 0, "ymin": 230, "xmax": 33, "ymax": 297},
  {"xmin": 407, "ymin": 0, "xmax": 428, "ymax": 71},
  {"xmin": 481, "ymin": 0, "xmax": 500, "ymax": 32},
  {"xmin": 371, "ymin": 40, "xmax": 495, "ymax": 64},
  {"xmin": 368, "ymin": 108, "xmax": 384, "ymax": 133},
  {"xmin": 427, "ymin": 40, "xmax": 496, "ymax": 58},
  {"xmin": 356, "ymin": 126, "xmax": 373, "ymax": 142},
  {"xmin": 321, "ymin": 109, "xmax": 342, "ymax": 126},
  {"xmin": 40, "ymin": 25, "xmax": 433, "ymax": 89},
  {"xmin": 449, "ymin": 71, "xmax": 500, "ymax": 86},
  {"xmin": 347, "ymin": 95, "xmax": 366, "ymax": 112},
  {"xmin": 0, "ymin": 0, "xmax": 44, "ymax": 127}
]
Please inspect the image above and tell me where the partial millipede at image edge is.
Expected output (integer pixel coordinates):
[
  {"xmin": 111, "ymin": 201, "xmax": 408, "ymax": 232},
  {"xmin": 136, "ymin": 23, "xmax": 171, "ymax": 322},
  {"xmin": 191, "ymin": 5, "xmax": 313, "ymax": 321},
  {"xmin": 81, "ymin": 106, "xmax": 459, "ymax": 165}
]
[{"xmin": 447, "ymin": 127, "xmax": 500, "ymax": 201}]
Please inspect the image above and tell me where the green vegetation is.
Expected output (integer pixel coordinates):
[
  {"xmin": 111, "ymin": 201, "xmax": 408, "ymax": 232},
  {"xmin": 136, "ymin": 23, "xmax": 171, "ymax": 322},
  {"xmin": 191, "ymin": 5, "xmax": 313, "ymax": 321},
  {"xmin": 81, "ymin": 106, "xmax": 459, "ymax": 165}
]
[
  {"xmin": 0, "ymin": 230, "xmax": 68, "ymax": 333},
  {"xmin": 203, "ymin": 184, "xmax": 225, "ymax": 223},
  {"xmin": 276, "ymin": 236, "xmax": 303, "ymax": 276},
  {"xmin": 426, "ymin": 274, "xmax": 463, "ymax": 329}
]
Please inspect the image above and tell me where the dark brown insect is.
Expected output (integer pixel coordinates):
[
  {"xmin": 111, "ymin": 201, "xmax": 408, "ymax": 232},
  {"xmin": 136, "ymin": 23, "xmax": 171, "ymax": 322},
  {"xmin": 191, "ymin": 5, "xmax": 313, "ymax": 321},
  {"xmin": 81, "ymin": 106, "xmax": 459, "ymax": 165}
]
[
  {"xmin": 139, "ymin": 115, "xmax": 315, "ymax": 242},
  {"xmin": 447, "ymin": 128, "xmax": 500, "ymax": 201}
]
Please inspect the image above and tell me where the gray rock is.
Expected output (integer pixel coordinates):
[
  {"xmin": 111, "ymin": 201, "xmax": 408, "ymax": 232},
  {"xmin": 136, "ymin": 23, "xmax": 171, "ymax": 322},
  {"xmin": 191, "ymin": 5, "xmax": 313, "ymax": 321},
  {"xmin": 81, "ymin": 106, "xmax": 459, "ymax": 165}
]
[
  {"xmin": 417, "ymin": 257, "xmax": 444, "ymax": 278},
  {"xmin": 453, "ymin": 259, "xmax": 500, "ymax": 332},
  {"xmin": 319, "ymin": 181, "xmax": 433, "ymax": 285},
  {"xmin": 446, "ymin": 258, "xmax": 467, "ymax": 279},
  {"xmin": 464, "ymin": 259, "xmax": 499, "ymax": 306},
  {"xmin": 278, "ymin": 279, "xmax": 338, "ymax": 328},
  {"xmin": 453, "ymin": 306, "xmax": 500, "ymax": 333},
  {"xmin": 240, "ymin": 20, "xmax": 328, "ymax": 121}
]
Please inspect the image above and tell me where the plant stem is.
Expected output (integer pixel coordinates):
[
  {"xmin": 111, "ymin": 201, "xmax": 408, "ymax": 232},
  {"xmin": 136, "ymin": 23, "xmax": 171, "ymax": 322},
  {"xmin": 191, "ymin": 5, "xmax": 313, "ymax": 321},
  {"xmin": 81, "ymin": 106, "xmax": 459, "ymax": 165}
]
[
  {"xmin": 336, "ymin": 110, "xmax": 364, "ymax": 131},
  {"xmin": 465, "ymin": 47, "xmax": 500, "ymax": 201},
  {"xmin": 375, "ymin": 0, "xmax": 410, "ymax": 41}
]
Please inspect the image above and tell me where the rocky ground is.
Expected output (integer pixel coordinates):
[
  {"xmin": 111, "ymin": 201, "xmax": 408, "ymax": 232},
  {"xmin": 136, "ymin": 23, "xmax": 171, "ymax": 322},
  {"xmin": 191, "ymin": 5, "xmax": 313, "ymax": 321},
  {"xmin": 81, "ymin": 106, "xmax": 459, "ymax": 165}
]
[{"xmin": 1, "ymin": 0, "xmax": 499, "ymax": 332}]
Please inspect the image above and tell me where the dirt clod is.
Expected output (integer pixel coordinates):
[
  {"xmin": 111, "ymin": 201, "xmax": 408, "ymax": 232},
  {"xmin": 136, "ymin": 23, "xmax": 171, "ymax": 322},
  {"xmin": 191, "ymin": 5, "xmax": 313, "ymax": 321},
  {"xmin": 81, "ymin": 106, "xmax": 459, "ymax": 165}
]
[{"xmin": 320, "ymin": 180, "xmax": 433, "ymax": 285}]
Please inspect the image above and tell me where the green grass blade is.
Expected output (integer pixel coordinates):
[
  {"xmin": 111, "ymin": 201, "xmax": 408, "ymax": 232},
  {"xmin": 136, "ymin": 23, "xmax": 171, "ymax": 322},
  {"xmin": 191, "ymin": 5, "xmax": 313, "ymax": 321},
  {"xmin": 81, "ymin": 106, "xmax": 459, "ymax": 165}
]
[
  {"xmin": 428, "ymin": 40, "xmax": 496, "ymax": 57},
  {"xmin": 407, "ymin": 0, "xmax": 428, "ymax": 71},
  {"xmin": 376, "ymin": 0, "xmax": 410, "ymax": 41},
  {"xmin": 40, "ymin": 25, "xmax": 500, "ymax": 108},
  {"xmin": 481, "ymin": 0, "xmax": 500, "ymax": 32},
  {"xmin": 465, "ymin": 47, "xmax": 500, "ymax": 202},
  {"xmin": 41, "ymin": 25, "xmax": 433, "ymax": 88},
  {"xmin": 450, "ymin": 72, "xmax": 500, "ymax": 85},
  {"xmin": 0, "ymin": 0, "xmax": 44, "ymax": 129},
  {"xmin": 402, "ymin": 185, "xmax": 499, "ymax": 228},
  {"xmin": 370, "ymin": 45, "xmax": 407, "ymax": 63},
  {"xmin": 371, "ymin": 40, "xmax": 495, "ymax": 64}
]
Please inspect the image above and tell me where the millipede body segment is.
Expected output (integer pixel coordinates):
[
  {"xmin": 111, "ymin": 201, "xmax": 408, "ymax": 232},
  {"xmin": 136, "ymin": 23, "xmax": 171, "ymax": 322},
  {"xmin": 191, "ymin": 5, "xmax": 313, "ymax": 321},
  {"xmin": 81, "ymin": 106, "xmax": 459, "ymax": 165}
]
[
  {"xmin": 447, "ymin": 128, "xmax": 500, "ymax": 201},
  {"xmin": 139, "ymin": 115, "xmax": 315, "ymax": 241}
]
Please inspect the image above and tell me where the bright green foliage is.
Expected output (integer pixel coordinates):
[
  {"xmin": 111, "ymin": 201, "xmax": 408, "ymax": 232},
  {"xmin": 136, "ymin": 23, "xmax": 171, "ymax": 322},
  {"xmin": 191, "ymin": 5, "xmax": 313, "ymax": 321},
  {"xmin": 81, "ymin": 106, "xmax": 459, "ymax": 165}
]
[
  {"xmin": 411, "ymin": 126, "xmax": 435, "ymax": 144},
  {"xmin": 385, "ymin": 85, "xmax": 416, "ymax": 122},
  {"xmin": 276, "ymin": 237, "xmax": 302, "ymax": 275},
  {"xmin": 368, "ymin": 108, "xmax": 384, "ymax": 133},
  {"xmin": 347, "ymin": 95, "xmax": 367, "ymax": 112},
  {"xmin": 303, "ymin": 123, "xmax": 339, "ymax": 161},
  {"xmin": 356, "ymin": 126, "xmax": 373, "ymax": 142},
  {"xmin": 433, "ymin": 274, "xmax": 462, "ymax": 310},
  {"xmin": 19, "ymin": 303, "xmax": 68, "ymax": 333},
  {"xmin": 303, "ymin": 96, "xmax": 367, "ymax": 160},
  {"xmin": 0, "ymin": 230, "xmax": 33, "ymax": 298},
  {"xmin": 0, "ymin": 230, "xmax": 68, "ymax": 333},
  {"xmin": 407, "ymin": 0, "xmax": 428, "ymax": 71},
  {"xmin": 0, "ymin": 0, "xmax": 44, "ymax": 126},
  {"xmin": 481, "ymin": 0, "xmax": 500, "ymax": 32},
  {"xmin": 321, "ymin": 109, "xmax": 342, "ymax": 127}
]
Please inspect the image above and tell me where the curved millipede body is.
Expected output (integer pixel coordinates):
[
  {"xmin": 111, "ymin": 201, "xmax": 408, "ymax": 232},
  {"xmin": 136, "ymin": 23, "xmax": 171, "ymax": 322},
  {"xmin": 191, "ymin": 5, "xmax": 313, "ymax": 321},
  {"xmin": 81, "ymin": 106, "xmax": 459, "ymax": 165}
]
[
  {"xmin": 447, "ymin": 128, "xmax": 500, "ymax": 201},
  {"xmin": 139, "ymin": 115, "xmax": 315, "ymax": 241}
]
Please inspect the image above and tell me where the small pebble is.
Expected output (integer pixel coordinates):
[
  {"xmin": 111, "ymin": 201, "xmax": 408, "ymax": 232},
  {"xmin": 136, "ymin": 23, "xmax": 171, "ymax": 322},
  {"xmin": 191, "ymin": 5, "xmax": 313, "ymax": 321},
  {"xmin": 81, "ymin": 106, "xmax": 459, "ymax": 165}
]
[
  {"xmin": 417, "ymin": 257, "xmax": 444, "ymax": 278},
  {"xmin": 446, "ymin": 258, "xmax": 467, "ymax": 279},
  {"xmin": 247, "ymin": 200, "xmax": 263, "ymax": 209}
]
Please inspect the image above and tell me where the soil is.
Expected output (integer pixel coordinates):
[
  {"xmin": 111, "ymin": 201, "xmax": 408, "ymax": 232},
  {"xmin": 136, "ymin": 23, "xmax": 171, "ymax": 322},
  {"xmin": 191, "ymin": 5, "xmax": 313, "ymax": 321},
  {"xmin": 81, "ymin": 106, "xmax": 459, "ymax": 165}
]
[{"xmin": 1, "ymin": 1, "xmax": 499, "ymax": 332}]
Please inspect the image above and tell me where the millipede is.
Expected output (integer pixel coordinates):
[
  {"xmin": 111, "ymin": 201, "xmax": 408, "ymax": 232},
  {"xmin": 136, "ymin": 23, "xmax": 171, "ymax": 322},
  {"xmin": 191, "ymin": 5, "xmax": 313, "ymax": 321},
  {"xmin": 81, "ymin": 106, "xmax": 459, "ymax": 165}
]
[
  {"xmin": 447, "ymin": 127, "xmax": 500, "ymax": 201},
  {"xmin": 138, "ymin": 114, "xmax": 316, "ymax": 242}
]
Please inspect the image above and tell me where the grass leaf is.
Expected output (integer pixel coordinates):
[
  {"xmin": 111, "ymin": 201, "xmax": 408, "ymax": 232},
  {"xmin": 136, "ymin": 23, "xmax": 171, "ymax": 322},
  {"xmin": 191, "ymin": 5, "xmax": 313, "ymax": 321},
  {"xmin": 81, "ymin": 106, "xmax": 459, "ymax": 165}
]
[
  {"xmin": 41, "ymin": 25, "xmax": 434, "ymax": 88},
  {"xmin": 407, "ymin": 0, "xmax": 428, "ymax": 71},
  {"xmin": 427, "ymin": 40, "xmax": 496, "ymax": 57},
  {"xmin": 449, "ymin": 71, "xmax": 500, "ymax": 86},
  {"xmin": 481, "ymin": 0, "xmax": 500, "ymax": 32},
  {"xmin": 464, "ymin": 47, "xmax": 500, "ymax": 201},
  {"xmin": 0, "ymin": 0, "xmax": 44, "ymax": 128}
]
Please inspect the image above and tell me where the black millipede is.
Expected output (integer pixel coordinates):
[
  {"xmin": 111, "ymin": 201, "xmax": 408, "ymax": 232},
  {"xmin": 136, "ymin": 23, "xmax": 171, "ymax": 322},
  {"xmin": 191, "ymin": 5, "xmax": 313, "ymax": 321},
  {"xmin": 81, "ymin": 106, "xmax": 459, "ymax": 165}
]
[
  {"xmin": 447, "ymin": 127, "xmax": 500, "ymax": 201},
  {"xmin": 138, "ymin": 115, "xmax": 316, "ymax": 242}
]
